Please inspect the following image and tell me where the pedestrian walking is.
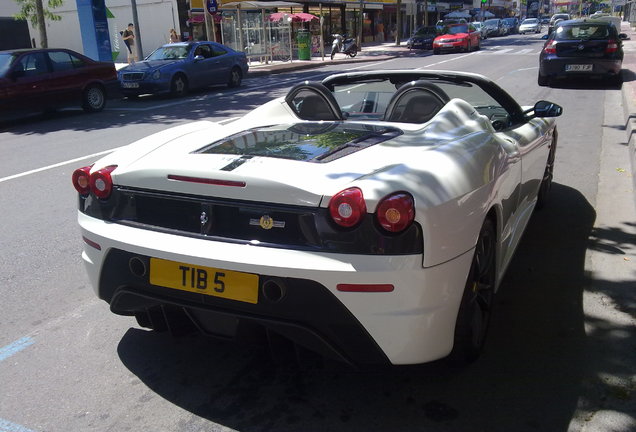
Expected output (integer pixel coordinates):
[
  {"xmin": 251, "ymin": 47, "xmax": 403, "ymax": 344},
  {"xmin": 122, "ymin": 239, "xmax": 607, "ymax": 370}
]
[{"xmin": 121, "ymin": 23, "xmax": 137, "ymax": 63}]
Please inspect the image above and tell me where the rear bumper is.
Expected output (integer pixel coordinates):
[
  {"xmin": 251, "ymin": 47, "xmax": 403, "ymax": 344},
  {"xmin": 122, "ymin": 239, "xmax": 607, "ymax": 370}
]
[
  {"xmin": 79, "ymin": 211, "xmax": 474, "ymax": 366},
  {"xmin": 539, "ymin": 57, "xmax": 622, "ymax": 78}
]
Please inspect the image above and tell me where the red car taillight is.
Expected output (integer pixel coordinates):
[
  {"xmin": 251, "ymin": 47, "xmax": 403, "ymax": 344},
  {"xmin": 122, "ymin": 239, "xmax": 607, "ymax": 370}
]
[
  {"xmin": 543, "ymin": 40, "xmax": 557, "ymax": 54},
  {"xmin": 605, "ymin": 40, "xmax": 618, "ymax": 53},
  {"xmin": 88, "ymin": 165, "xmax": 117, "ymax": 199},
  {"xmin": 376, "ymin": 192, "xmax": 415, "ymax": 233},
  {"xmin": 328, "ymin": 187, "xmax": 367, "ymax": 228},
  {"xmin": 72, "ymin": 165, "xmax": 92, "ymax": 195}
]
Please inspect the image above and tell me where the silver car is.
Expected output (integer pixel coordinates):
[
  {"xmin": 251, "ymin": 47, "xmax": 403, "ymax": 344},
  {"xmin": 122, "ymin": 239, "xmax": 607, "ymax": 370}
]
[{"xmin": 519, "ymin": 18, "xmax": 542, "ymax": 34}]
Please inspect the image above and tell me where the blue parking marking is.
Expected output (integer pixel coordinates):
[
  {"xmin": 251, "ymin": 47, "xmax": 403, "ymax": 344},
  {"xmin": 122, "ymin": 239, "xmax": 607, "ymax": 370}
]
[
  {"xmin": 0, "ymin": 418, "xmax": 37, "ymax": 432},
  {"xmin": 0, "ymin": 337, "xmax": 34, "ymax": 363}
]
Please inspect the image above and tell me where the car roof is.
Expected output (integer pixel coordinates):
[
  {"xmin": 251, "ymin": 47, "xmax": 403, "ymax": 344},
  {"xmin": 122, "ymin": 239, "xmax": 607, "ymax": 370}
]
[
  {"xmin": 557, "ymin": 18, "xmax": 614, "ymax": 27},
  {"xmin": 0, "ymin": 48, "xmax": 72, "ymax": 55}
]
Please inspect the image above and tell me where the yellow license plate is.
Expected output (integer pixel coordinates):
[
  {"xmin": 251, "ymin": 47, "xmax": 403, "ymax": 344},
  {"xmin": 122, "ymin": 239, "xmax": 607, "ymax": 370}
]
[{"xmin": 149, "ymin": 258, "xmax": 259, "ymax": 304}]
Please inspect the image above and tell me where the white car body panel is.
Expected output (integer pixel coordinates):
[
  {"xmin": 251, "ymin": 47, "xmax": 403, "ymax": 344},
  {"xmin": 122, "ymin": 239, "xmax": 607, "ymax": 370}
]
[{"xmin": 75, "ymin": 70, "xmax": 561, "ymax": 366}]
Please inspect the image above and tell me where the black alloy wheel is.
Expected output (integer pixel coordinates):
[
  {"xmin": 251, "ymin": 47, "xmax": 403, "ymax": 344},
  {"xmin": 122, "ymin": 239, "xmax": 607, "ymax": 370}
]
[
  {"xmin": 82, "ymin": 84, "xmax": 106, "ymax": 112},
  {"xmin": 170, "ymin": 74, "xmax": 188, "ymax": 97},
  {"xmin": 227, "ymin": 67, "xmax": 242, "ymax": 88},
  {"xmin": 449, "ymin": 218, "xmax": 496, "ymax": 365}
]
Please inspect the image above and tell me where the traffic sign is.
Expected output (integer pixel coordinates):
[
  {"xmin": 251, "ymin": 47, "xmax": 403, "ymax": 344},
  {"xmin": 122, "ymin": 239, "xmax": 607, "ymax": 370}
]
[{"xmin": 206, "ymin": 0, "xmax": 218, "ymax": 14}]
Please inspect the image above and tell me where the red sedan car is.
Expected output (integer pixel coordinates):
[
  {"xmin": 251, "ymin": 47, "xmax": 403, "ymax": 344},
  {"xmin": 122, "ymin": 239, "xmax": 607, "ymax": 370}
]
[
  {"xmin": 433, "ymin": 23, "xmax": 482, "ymax": 54},
  {"xmin": 0, "ymin": 48, "xmax": 118, "ymax": 119}
]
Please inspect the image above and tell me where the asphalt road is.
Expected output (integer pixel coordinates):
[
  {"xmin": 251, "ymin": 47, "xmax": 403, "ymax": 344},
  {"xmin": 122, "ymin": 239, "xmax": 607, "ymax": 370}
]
[{"xmin": 0, "ymin": 33, "xmax": 634, "ymax": 432}]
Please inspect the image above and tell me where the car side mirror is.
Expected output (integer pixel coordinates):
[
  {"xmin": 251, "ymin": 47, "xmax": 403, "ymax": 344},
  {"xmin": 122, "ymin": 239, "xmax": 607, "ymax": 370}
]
[
  {"xmin": 532, "ymin": 100, "xmax": 563, "ymax": 118},
  {"xmin": 619, "ymin": 33, "xmax": 630, "ymax": 40}
]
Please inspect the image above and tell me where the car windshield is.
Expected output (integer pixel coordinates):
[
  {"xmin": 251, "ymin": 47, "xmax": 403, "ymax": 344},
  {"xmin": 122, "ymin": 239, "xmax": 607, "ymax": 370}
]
[
  {"xmin": 484, "ymin": 19, "xmax": 499, "ymax": 25},
  {"xmin": 555, "ymin": 24, "xmax": 611, "ymax": 40},
  {"xmin": 146, "ymin": 45, "xmax": 191, "ymax": 61},
  {"xmin": 0, "ymin": 53, "xmax": 17, "ymax": 76},
  {"xmin": 522, "ymin": 18, "xmax": 537, "ymax": 24},
  {"xmin": 330, "ymin": 76, "xmax": 505, "ymax": 121},
  {"xmin": 414, "ymin": 27, "xmax": 436, "ymax": 36},
  {"xmin": 445, "ymin": 25, "xmax": 469, "ymax": 34},
  {"xmin": 503, "ymin": 18, "xmax": 516, "ymax": 24}
]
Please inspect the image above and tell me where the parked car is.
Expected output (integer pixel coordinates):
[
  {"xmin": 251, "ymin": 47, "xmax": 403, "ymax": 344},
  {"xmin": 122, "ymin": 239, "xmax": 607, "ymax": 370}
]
[
  {"xmin": 548, "ymin": 13, "xmax": 571, "ymax": 35},
  {"xmin": 407, "ymin": 26, "xmax": 439, "ymax": 50},
  {"xmin": 0, "ymin": 48, "xmax": 117, "ymax": 118},
  {"xmin": 433, "ymin": 23, "xmax": 481, "ymax": 54},
  {"xmin": 519, "ymin": 18, "xmax": 542, "ymax": 34},
  {"xmin": 72, "ymin": 69, "xmax": 562, "ymax": 367},
  {"xmin": 538, "ymin": 18, "xmax": 626, "ymax": 86},
  {"xmin": 118, "ymin": 41, "xmax": 248, "ymax": 98},
  {"xmin": 472, "ymin": 21, "xmax": 489, "ymax": 40},
  {"xmin": 483, "ymin": 18, "xmax": 505, "ymax": 37},
  {"xmin": 502, "ymin": 17, "xmax": 520, "ymax": 34}
]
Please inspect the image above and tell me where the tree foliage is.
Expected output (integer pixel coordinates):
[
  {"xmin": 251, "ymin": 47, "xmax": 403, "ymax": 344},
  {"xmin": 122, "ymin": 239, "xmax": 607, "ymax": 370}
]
[{"xmin": 14, "ymin": 0, "xmax": 63, "ymax": 27}]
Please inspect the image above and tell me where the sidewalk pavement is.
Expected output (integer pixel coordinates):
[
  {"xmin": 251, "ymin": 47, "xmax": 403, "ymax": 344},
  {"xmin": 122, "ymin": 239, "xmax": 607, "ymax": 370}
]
[
  {"xmin": 113, "ymin": 40, "xmax": 407, "ymax": 72},
  {"xmin": 245, "ymin": 40, "xmax": 405, "ymax": 76}
]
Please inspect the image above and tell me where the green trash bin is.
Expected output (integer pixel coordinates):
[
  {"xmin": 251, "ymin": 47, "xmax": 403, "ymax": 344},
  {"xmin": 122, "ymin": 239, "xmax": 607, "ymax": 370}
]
[{"xmin": 297, "ymin": 30, "xmax": 311, "ymax": 60}]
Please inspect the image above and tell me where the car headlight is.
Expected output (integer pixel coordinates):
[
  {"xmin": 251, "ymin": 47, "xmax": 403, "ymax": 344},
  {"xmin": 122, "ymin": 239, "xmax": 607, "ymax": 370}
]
[{"xmin": 151, "ymin": 70, "xmax": 161, "ymax": 80}]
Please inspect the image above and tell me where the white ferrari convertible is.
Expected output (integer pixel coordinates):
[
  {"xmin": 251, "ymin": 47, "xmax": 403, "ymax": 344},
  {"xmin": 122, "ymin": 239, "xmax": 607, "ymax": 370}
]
[{"xmin": 73, "ymin": 70, "xmax": 562, "ymax": 366}]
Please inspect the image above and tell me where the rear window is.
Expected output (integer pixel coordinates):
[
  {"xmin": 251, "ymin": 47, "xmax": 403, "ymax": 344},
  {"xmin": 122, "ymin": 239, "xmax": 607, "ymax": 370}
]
[
  {"xmin": 195, "ymin": 123, "xmax": 402, "ymax": 162},
  {"xmin": 555, "ymin": 24, "xmax": 611, "ymax": 40}
]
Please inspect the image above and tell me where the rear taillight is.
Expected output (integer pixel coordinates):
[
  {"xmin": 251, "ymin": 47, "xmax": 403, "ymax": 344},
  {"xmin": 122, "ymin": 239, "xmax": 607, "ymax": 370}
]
[
  {"xmin": 543, "ymin": 40, "xmax": 557, "ymax": 54},
  {"xmin": 328, "ymin": 187, "xmax": 367, "ymax": 228},
  {"xmin": 605, "ymin": 40, "xmax": 618, "ymax": 53},
  {"xmin": 89, "ymin": 165, "xmax": 117, "ymax": 199},
  {"xmin": 72, "ymin": 165, "xmax": 92, "ymax": 195},
  {"xmin": 376, "ymin": 192, "xmax": 415, "ymax": 233}
]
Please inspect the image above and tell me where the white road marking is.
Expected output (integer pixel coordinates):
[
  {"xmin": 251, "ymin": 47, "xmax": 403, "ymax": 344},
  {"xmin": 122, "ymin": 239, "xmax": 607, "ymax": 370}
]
[
  {"xmin": 0, "ymin": 117, "xmax": 241, "ymax": 183},
  {"xmin": 0, "ymin": 148, "xmax": 125, "ymax": 183}
]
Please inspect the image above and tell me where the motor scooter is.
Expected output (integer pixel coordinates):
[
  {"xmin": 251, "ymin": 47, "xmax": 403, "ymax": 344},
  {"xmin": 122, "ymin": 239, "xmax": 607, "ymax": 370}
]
[{"xmin": 331, "ymin": 34, "xmax": 358, "ymax": 60}]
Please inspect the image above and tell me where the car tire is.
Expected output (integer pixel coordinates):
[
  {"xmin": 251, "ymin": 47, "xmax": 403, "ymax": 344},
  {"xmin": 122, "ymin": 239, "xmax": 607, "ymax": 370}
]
[
  {"xmin": 433, "ymin": 48, "xmax": 440, "ymax": 55},
  {"xmin": 465, "ymin": 41, "xmax": 472, "ymax": 52},
  {"xmin": 536, "ymin": 135, "xmax": 557, "ymax": 210},
  {"xmin": 475, "ymin": 39, "xmax": 481, "ymax": 51},
  {"xmin": 170, "ymin": 74, "xmax": 188, "ymax": 97},
  {"xmin": 227, "ymin": 67, "xmax": 242, "ymax": 88},
  {"xmin": 537, "ymin": 72, "xmax": 550, "ymax": 87},
  {"xmin": 330, "ymin": 47, "xmax": 336, "ymax": 60},
  {"xmin": 81, "ymin": 84, "xmax": 106, "ymax": 113},
  {"xmin": 349, "ymin": 50, "xmax": 357, "ymax": 58},
  {"xmin": 448, "ymin": 218, "xmax": 496, "ymax": 366}
]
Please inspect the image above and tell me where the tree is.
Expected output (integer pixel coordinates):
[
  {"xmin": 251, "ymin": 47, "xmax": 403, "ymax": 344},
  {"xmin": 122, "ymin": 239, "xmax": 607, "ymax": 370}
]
[{"xmin": 13, "ymin": 0, "xmax": 63, "ymax": 48}]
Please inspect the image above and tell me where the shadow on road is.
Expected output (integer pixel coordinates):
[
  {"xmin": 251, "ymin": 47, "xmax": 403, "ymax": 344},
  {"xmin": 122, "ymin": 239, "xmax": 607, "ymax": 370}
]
[{"xmin": 112, "ymin": 181, "xmax": 636, "ymax": 431}]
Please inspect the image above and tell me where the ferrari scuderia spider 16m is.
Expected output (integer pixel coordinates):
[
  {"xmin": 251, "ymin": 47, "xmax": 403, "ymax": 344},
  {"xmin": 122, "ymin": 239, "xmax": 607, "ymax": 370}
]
[{"xmin": 73, "ymin": 70, "xmax": 562, "ymax": 367}]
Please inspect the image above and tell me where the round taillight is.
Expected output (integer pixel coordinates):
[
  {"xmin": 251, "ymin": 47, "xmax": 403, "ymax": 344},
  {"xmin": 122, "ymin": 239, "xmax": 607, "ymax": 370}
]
[
  {"xmin": 376, "ymin": 192, "xmax": 415, "ymax": 233},
  {"xmin": 72, "ymin": 166, "xmax": 92, "ymax": 195},
  {"xmin": 328, "ymin": 187, "xmax": 367, "ymax": 228},
  {"xmin": 89, "ymin": 165, "xmax": 117, "ymax": 199}
]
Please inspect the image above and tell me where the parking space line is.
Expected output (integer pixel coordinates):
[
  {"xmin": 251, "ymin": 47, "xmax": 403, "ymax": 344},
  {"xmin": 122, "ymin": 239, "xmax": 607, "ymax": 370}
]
[
  {"xmin": 0, "ymin": 148, "xmax": 123, "ymax": 184},
  {"xmin": 0, "ymin": 336, "xmax": 34, "ymax": 362}
]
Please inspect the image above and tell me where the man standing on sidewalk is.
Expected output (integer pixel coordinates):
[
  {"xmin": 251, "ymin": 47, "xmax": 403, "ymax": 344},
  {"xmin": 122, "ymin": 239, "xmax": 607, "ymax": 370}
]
[{"xmin": 121, "ymin": 23, "xmax": 137, "ymax": 64}]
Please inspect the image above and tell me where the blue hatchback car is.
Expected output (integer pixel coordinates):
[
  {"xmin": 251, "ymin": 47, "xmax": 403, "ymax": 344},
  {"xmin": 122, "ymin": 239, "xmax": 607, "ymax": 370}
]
[{"xmin": 118, "ymin": 41, "xmax": 248, "ymax": 98}]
